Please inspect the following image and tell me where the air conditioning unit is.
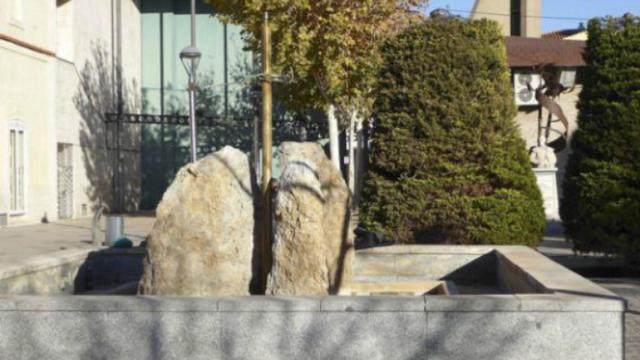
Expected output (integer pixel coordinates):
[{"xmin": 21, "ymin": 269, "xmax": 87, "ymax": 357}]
[{"xmin": 514, "ymin": 72, "xmax": 543, "ymax": 106}]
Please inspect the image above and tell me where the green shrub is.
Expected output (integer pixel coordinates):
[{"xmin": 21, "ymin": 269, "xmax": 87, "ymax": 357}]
[
  {"xmin": 360, "ymin": 18, "xmax": 544, "ymax": 245},
  {"xmin": 560, "ymin": 16, "xmax": 640, "ymax": 258}
]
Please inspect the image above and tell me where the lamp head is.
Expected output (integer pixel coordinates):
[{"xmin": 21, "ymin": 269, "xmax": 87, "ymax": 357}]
[{"xmin": 179, "ymin": 46, "xmax": 202, "ymax": 78}]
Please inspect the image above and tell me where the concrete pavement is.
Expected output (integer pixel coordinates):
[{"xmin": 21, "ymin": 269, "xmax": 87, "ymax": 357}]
[{"xmin": 0, "ymin": 215, "xmax": 155, "ymax": 269}]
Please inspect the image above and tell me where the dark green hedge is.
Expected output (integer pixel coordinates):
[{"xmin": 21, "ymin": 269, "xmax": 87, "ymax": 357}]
[
  {"xmin": 560, "ymin": 16, "xmax": 640, "ymax": 258},
  {"xmin": 360, "ymin": 18, "xmax": 544, "ymax": 245}
]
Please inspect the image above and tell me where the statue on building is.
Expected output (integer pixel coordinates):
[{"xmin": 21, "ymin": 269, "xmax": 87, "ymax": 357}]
[{"xmin": 527, "ymin": 63, "xmax": 572, "ymax": 168}]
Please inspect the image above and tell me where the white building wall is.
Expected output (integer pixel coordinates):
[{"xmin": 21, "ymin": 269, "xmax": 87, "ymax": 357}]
[
  {"xmin": 0, "ymin": 93, "xmax": 6, "ymax": 215},
  {"xmin": 0, "ymin": 0, "xmax": 58, "ymax": 225},
  {"xmin": 1, "ymin": 0, "xmax": 141, "ymax": 225}
]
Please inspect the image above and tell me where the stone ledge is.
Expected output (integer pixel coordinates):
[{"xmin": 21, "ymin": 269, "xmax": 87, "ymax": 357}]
[
  {"xmin": 517, "ymin": 294, "xmax": 626, "ymax": 312},
  {"xmin": 320, "ymin": 296, "xmax": 426, "ymax": 312},
  {"xmin": 425, "ymin": 295, "xmax": 521, "ymax": 312},
  {"xmin": 0, "ymin": 298, "xmax": 623, "ymax": 360},
  {"xmin": 496, "ymin": 248, "xmax": 621, "ymax": 299},
  {"xmin": 358, "ymin": 245, "xmax": 498, "ymax": 255},
  {"xmin": 218, "ymin": 296, "xmax": 320, "ymax": 312},
  {"xmin": 355, "ymin": 245, "xmax": 626, "ymax": 308},
  {"xmin": 0, "ymin": 248, "xmax": 97, "ymax": 281},
  {"xmin": 426, "ymin": 311, "xmax": 622, "ymax": 360},
  {"xmin": 0, "ymin": 296, "xmax": 219, "ymax": 312},
  {"xmin": 0, "ymin": 294, "xmax": 625, "ymax": 313}
]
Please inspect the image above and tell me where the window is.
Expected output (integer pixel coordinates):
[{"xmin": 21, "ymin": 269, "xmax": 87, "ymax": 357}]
[
  {"xmin": 8, "ymin": 120, "xmax": 25, "ymax": 213},
  {"xmin": 510, "ymin": 0, "xmax": 522, "ymax": 36}
]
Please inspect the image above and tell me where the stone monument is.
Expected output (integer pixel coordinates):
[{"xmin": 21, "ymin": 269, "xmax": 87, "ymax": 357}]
[
  {"xmin": 529, "ymin": 66, "xmax": 570, "ymax": 227},
  {"xmin": 530, "ymin": 137, "xmax": 560, "ymax": 222},
  {"xmin": 138, "ymin": 146, "xmax": 255, "ymax": 296},
  {"xmin": 529, "ymin": 136, "xmax": 557, "ymax": 169},
  {"xmin": 267, "ymin": 142, "xmax": 354, "ymax": 295}
]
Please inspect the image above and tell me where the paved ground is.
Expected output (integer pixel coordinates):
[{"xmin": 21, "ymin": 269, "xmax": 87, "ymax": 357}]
[
  {"xmin": 0, "ymin": 215, "xmax": 155, "ymax": 268},
  {"xmin": 538, "ymin": 235, "xmax": 626, "ymax": 269},
  {"xmin": 539, "ymin": 236, "xmax": 640, "ymax": 360}
]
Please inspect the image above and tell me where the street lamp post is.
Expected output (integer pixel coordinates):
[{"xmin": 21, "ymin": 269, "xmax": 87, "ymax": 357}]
[{"xmin": 180, "ymin": 0, "xmax": 201, "ymax": 163}]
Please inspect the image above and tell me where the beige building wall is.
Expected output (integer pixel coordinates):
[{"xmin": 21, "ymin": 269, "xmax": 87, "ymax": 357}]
[
  {"xmin": 471, "ymin": 0, "xmax": 541, "ymax": 38},
  {"xmin": 521, "ymin": 0, "xmax": 541, "ymax": 38},
  {"xmin": 1, "ymin": 0, "xmax": 141, "ymax": 225},
  {"xmin": 470, "ymin": 0, "xmax": 511, "ymax": 35}
]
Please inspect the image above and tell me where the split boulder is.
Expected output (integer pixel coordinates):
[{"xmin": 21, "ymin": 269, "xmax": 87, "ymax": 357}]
[
  {"xmin": 267, "ymin": 142, "xmax": 354, "ymax": 295},
  {"xmin": 138, "ymin": 146, "xmax": 255, "ymax": 296}
]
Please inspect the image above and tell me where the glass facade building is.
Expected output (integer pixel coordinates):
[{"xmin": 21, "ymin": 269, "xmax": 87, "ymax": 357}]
[{"xmin": 139, "ymin": 0, "xmax": 254, "ymax": 208}]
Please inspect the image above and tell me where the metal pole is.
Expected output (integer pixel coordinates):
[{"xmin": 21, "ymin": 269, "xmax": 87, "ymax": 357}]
[
  {"xmin": 189, "ymin": 0, "xmax": 198, "ymax": 162},
  {"xmin": 116, "ymin": 116, "xmax": 122, "ymax": 213},
  {"xmin": 159, "ymin": 14, "xmax": 166, "ymax": 180},
  {"xmin": 223, "ymin": 23, "xmax": 229, "ymax": 119},
  {"xmin": 544, "ymin": 111, "xmax": 553, "ymax": 144},
  {"xmin": 189, "ymin": 80, "xmax": 197, "ymax": 162},
  {"xmin": 537, "ymin": 104, "xmax": 542, "ymax": 147},
  {"xmin": 190, "ymin": 0, "xmax": 196, "ymax": 46},
  {"xmin": 260, "ymin": 11, "xmax": 273, "ymax": 293}
]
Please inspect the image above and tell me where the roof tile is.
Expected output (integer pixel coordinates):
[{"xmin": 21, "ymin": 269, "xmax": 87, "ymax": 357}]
[{"xmin": 504, "ymin": 36, "xmax": 586, "ymax": 68}]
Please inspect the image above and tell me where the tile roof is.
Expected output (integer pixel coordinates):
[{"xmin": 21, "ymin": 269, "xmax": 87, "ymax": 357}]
[{"xmin": 504, "ymin": 36, "xmax": 586, "ymax": 68}]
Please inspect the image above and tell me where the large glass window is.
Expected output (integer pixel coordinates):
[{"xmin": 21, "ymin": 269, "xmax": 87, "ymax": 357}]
[
  {"xmin": 139, "ymin": 0, "xmax": 254, "ymax": 209},
  {"xmin": 9, "ymin": 123, "xmax": 25, "ymax": 213}
]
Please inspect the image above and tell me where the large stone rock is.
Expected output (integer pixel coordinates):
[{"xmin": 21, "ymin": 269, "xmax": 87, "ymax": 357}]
[
  {"xmin": 267, "ymin": 142, "xmax": 354, "ymax": 295},
  {"xmin": 138, "ymin": 146, "xmax": 255, "ymax": 295}
]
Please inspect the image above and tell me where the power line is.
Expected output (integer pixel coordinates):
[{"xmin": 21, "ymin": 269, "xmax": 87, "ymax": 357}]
[{"xmin": 441, "ymin": 8, "xmax": 590, "ymax": 22}]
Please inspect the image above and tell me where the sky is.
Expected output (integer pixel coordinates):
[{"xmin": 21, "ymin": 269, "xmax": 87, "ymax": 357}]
[{"xmin": 422, "ymin": 0, "xmax": 640, "ymax": 33}]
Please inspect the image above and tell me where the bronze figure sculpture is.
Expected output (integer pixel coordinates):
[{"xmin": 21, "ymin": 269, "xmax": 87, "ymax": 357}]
[{"xmin": 527, "ymin": 63, "xmax": 572, "ymax": 154}]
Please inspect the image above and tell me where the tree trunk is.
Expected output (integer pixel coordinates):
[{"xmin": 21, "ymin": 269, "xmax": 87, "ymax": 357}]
[
  {"xmin": 346, "ymin": 109, "xmax": 367, "ymax": 207},
  {"xmin": 327, "ymin": 105, "xmax": 340, "ymax": 171},
  {"xmin": 354, "ymin": 115, "xmax": 365, "ymax": 207},
  {"xmin": 347, "ymin": 110, "xmax": 357, "ymax": 198}
]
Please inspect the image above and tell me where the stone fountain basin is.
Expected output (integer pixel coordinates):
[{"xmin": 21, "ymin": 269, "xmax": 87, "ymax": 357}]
[{"xmin": 0, "ymin": 245, "xmax": 626, "ymax": 359}]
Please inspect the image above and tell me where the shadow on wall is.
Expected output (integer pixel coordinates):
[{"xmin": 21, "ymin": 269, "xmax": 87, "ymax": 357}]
[
  {"xmin": 73, "ymin": 41, "xmax": 141, "ymax": 213},
  {"xmin": 2, "ymin": 293, "xmax": 529, "ymax": 359}
]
